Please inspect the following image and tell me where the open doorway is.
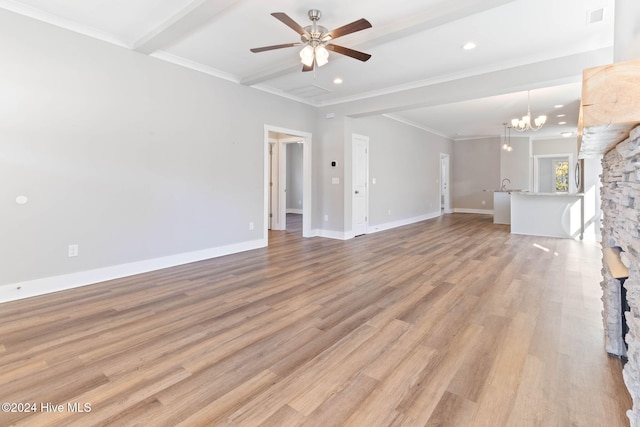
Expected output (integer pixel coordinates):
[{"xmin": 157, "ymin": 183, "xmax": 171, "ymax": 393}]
[
  {"xmin": 440, "ymin": 153, "xmax": 451, "ymax": 214},
  {"xmin": 264, "ymin": 125, "xmax": 312, "ymax": 242},
  {"xmin": 533, "ymin": 153, "xmax": 575, "ymax": 193}
]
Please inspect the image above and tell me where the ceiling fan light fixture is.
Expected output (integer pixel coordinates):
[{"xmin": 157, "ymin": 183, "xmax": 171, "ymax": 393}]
[
  {"xmin": 252, "ymin": 10, "xmax": 372, "ymax": 72},
  {"xmin": 300, "ymin": 44, "xmax": 315, "ymax": 66},
  {"xmin": 315, "ymin": 45, "xmax": 329, "ymax": 66}
]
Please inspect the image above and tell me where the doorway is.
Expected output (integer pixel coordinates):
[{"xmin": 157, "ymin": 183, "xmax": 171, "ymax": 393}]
[
  {"xmin": 533, "ymin": 153, "xmax": 575, "ymax": 193},
  {"xmin": 264, "ymin": 125, "xmax": 312, "ymax": 241},
  {"xmin": 440, "ymin": 153, "xmax": 451, "ymax": 214}
]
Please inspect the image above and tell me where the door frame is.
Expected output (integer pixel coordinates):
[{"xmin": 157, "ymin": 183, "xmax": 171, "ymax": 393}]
[
  {"xmin": 533, "ymin": 153, "xmax": 575, "ymax": 193},
  {"xmin": 264, "ymin": 125, "xmax": 312, "ymax": 239},
  {"xmin": 440, "ymin": 153, "xmax": 452, "ymax": 214}
]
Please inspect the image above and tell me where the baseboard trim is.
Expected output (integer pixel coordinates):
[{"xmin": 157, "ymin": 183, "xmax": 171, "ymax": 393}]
[
  {"xmin": 368, "ymin": 212, "xmax": 441, "ymax": 234},
  {"xmin": 313, "ymin": 229, "xmax": 350, "ymax": 240},
  {"xmin": 453, "ymin": 208, "xmax": 494, "ymax": 215},
  {"xmin": 0, "ymin": 238, "xmax": 267, "ymax": 303}
]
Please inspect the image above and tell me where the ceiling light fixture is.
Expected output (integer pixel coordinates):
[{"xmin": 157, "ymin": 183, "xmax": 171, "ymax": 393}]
[
  {"xmin": 561, "ymin": 131, "xmax": 573, "ymax": 137},
  {"xmin": 502, "ymin": 123, "xmax": 513, "ymax": 152},
  {"xmin": 511, "ymin": 90, "xmax": 546, "ymax": 132},
  {"xmin": 299, "ymin": 10, "xmax": 331, "ymax": 68},
  {"xmin": 333, "ymin": 77, "xmax": 343, "ymax": 84},
  {"xmin": 558, "ymin": 121, "xmax": 567, "ymax": 125},
  {"xmin": 462, "ymin": 41, "xmax": 476, "ymax": 50}
]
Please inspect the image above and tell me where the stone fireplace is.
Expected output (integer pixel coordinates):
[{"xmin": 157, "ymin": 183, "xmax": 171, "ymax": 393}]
[{"xmin": 600, "ymin": 125, "xmax": 640, "ymax": 425}]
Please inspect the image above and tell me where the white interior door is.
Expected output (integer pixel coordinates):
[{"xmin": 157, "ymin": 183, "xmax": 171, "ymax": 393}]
[
  {"xmin": 440, "ymin": 153, "xmax": 451, "ymax": 214},
  {"xmin": 352, "ymin": 134, "xmax": 369, "ymax": 236}
]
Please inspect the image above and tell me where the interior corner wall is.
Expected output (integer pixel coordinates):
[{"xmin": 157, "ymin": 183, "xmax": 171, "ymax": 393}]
[
  {"xmin": 452, "ymin": 138, "xmax": 500, "ymax": 211},
  {"xmin": 346, "ymin": 116, "xmax": 453, "ymax": 231},
  {"xmin": 313, "ymin": 114, "xmax": 346, "ymax": 234},
  {"xmin": 0, "ymin": 9, "xmax": 316, "ymax": 296},
  {"xmin": 500, "ymin": 136, "xmax": 531, "ymax": 191}
]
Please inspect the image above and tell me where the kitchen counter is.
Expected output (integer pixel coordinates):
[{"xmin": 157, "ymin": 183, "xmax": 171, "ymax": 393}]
[{"xmin": 510, "ymin": 192, "xmax": 584, "ymax": 239}]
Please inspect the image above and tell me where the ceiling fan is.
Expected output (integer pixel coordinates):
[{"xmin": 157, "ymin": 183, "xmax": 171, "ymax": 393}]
[{"xmin": 250, "ymin": 9, "xmax": 372, "ymax": 72}]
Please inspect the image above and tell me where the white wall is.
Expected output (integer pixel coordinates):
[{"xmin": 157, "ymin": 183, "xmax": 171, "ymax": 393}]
[
  {"xmin": 452, "ymin": 137, "xmax": 500, "ymax": 211},
  {"xmin": 0, "ymin": 10, "xmax": 315, "ymax": 296},
  {"xmin": 500, "ymin": 136, "xmax": 531, "ymax": 191},
  {"xmin": 346, "ymin": 116, "xmax": 453, "ymax": 232}
]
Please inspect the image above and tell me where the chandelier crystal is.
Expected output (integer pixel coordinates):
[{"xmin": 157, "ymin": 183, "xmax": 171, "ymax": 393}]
[{"xmin": 511, "ymin": 91, "xmax": 546, "ymax": 132}]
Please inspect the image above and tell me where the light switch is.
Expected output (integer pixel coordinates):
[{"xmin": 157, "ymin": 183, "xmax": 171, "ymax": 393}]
[
  {"xmin": 372, "ymin": 178, "xmax": 377, "ymax": 184},
  {"xmin": 332, "ymin": 177, "xmax": 340, "ymax": 184}
]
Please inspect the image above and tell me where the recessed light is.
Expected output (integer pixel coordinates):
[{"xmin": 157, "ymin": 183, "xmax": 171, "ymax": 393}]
[
  {"xmin": 561, "ymin": 131, "xmax": 573, "ymax": 137},
  {"xmin": 333, "ymin": 77, "xmax": 343, "ymax": 84},
  {"xmin": 462, "ymin": 42, "xmax": 476, "ymax": 50},
  {"xmin": 558, "ymin": 121, "xmax": 567, "ymax": 125},
  {"xmin": 554, "ymin": 104, "xmax": 564, "ymax": 109},
  {"xmin": 557, "ymin": 114, "xmax": 566, "ymax": 117}
]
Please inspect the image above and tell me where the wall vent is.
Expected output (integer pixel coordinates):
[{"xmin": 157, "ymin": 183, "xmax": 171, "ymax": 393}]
[{"xmin": 588, "ymin": 8, "xmax": 604, "ymax": 24}]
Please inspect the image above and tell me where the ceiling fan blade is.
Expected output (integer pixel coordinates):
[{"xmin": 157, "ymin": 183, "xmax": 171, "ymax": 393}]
[
  {"xmin": 271, "ymin": 12, "xmax": 308, "ymax": 37},
  {"xmin": 327, "ymin": 44, "xmax": 372, "ymax": 62},
  {"xmin": 250, "ymin": 42, "xmax": 301, "ymax": 53},
  {"xmin": 302, "ymin": 62, "xmax": 314, "ymax": 72},
  {"xmin": 326, "ymin": 18, "xmax": 372, "ymax": 40}
]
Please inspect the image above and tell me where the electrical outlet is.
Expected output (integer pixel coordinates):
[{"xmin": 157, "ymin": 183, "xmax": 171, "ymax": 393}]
[
  {"xmin": 249, "ymin": 222, "xmax": 254, "ymax": 230},
  {"xmin": 324, "ymin": 214, "xmax": 329, "ymax": 222},
  {"xmin": 68, "ymin": 244, "xmax": 79, "ymax": 257},
  {"xmin": 481, "ymin": 200, "xmax": 486, "ymax": 205}
]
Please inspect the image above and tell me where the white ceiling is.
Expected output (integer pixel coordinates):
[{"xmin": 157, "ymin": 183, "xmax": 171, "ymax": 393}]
[{"xmin": 0, "ymin": 0, "xmax": 615, "ymax": 140}]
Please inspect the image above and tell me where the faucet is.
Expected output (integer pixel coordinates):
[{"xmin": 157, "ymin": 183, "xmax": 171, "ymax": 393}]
[{"xmin": 501, "ymin": 178, "xmax": 511, "ymax": 191}]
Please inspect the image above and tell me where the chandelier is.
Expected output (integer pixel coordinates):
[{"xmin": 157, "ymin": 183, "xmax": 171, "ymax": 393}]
[{"xmin": 511, "ymin": 90, "xmax": 546, "ymax": 132}]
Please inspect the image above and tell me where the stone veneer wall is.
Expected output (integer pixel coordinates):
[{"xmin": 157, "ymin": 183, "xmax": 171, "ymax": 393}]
[{"xmin": 601, "ymin": 125, "xmax": 640, "ymax": 426}]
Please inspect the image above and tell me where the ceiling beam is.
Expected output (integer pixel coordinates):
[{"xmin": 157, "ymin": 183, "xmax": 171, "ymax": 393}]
[
  {"xmin": 132, "ymin": 0, "xmax": 242, "ymax": 54},
  {"xmin": 320, "ymin": 47, "xmax": 613, "ymax": 119}
]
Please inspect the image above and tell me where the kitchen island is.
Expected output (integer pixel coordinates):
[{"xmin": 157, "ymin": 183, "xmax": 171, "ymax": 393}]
[{"xmin": 510, "ymin": 192, "xmax": 584, "ymax": 239}]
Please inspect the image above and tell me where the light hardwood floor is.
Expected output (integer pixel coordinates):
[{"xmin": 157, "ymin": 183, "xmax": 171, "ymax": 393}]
[{"xmin": 0, "ymin": 213, "xmax": 631, "ymax": 426}]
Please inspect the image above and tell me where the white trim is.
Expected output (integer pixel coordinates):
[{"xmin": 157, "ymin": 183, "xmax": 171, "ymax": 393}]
[
  {"xmin": 453, "ymin": 208, "xmax": 494, "ymax": 214},
  {"xmin": 314, "ymin": 229, "xmax": 351, "ymax": 240},
  {"xmin": 0, "ymin": 239, "xmax": 266, "ymax": 303},
  {"xmin": 150, "ymin": 51, "xmax": 240, "ymax": 83},
  {"xmin": 0, "ymin": 0, "xmax": 131, "ymax": 48},
  {"xmin": 286, "ymin": 209, "xmax": 303, "ymax": 214},
  {"xmin": 368, "ymin": 212, "xmax": 441, "ymax": 234},
  {"xmin": 264, "ymin": 125, "xmax": 312, "ymax": 238},
  {"xmin": 382, "ymin": 114, "xmax": 450, "ymax": 139}
]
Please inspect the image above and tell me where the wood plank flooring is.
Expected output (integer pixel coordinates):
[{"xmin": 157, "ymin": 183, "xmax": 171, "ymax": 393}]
[{"xmin": 0, "ymin": 213, "xmax": 631, "ymax": 426}]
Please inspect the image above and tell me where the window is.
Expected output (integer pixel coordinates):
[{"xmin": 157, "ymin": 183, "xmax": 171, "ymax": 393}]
[{"xmin": 555, "ymin": 161, "xmax": 569, "ymax": 192}]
